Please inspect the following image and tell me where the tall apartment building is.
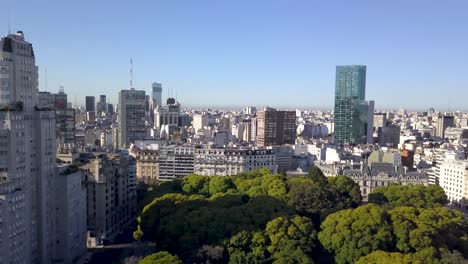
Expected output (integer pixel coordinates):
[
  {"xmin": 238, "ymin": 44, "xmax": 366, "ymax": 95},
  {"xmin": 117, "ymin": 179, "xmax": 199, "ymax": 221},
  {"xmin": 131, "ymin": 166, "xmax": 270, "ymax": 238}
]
[
  {"xmin": 436, "ymin": 115, "xmax": 455, "ymax": 138},
  {"xmin": 118, "ymin": 89, "xmax": 147, "ymax": 148},
  {"xmin": 333, "ymin": 65, "xmax": 374, "ymax": 144},
  {"xmin": 80, "ymin": 153, "xmax": 137, "ymax": 247},
  {"xmin": 0, "ymin": 31, "xmax": 59, "ymax": 264},
  {"xmin": 439, "ymin": 152, "xmax": 468, "ymax": 210},
  {"xmin": 194, "ymin": 148, "xmax": 277, "ymax": 176},
  {"xmin": 256, "ymin": 107, "xmax": 296, "ymax": 146}
]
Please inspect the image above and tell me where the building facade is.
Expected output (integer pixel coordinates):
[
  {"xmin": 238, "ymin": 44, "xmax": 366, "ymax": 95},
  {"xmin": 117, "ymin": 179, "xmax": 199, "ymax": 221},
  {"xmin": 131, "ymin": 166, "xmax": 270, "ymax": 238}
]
[
  {"xmin": 118, "ymin": 89, "xmax": 147, "ymax": 148},
  {"xmin": 85, "ymin": 96, "xmax": 95, "ymax": 112},
  {"xmin": 0, "ymin": 31, "xmax": 62, "ymax": 264},
  {"xmin": 81, "ymin": 153, "xmax": 137, "ymax": 247},
  {"xmin": 333, "ymin": 65, "xmax": 374, "ymax": 144},
  {"xmin": 439, "ymin": 153, "xmax": 468, "ymax": 210},
  {"xmin": 194, "ymin": 148, "xmax": 277, "ymax": 176},
  {"xmin": 54, "ymin": 165, "xmax": 87, "ymax": 263},
  {"xmin": 256, "ymin": 107, "xmax": 296, "ymax": 146}
]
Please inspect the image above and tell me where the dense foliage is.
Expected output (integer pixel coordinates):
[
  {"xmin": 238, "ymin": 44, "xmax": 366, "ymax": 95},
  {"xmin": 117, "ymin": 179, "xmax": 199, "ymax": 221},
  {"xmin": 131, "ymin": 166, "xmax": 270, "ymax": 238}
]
[
  {"xmin": 368, "ymin": 184, "xmax": 448, "ymax": 208},
  {"xmin": 138, "ymin": 251, "xmax": 183, "ymax": 264},
  {"xmin": 135, "ymin": 168, "xmax": 468, "ymax": 263}
]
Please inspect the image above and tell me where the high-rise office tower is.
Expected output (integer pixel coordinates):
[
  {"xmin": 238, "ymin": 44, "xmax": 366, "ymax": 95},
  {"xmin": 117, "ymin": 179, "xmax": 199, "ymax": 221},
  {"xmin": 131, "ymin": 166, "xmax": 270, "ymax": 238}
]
[
  {"xmin": 96, "ymin": 94, "xmax": 107, "ymax": 115},
  {"xmin": 256, "ymin": 107, "xmax": 296, "ymax": 146},
  {"xmin": 151, "ymin": 82, "xmax": 163, "ymax": 107},
  {"xmin": 85, "ymin": 96, "xmax": 95, "ymax": 112},
  {"xmin": 0, "ymin": 31, "xmax": 58, "ymax": 263},
  {"xmin": 437, "ymin": 115, "xmax": 455, "ymax": 138},
  {"xmin": 118, "ymin": 89, "xmax": 147, "ymax": 148},
  {"xmin": 333, "ymin": 65, "xmax": 374, "ymax": 144}
]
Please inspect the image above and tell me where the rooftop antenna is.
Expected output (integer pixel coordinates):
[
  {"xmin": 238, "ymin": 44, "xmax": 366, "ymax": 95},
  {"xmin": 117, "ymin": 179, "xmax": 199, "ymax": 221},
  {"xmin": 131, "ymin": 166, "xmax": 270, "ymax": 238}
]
[
  {"xmin": 130, "ymin": 58, "xmax": 133, "ymax": 89},
  {"xmin": 7, "ymin": 4, "xmax": 11, "ymax": 34},
  {"xmin": 45, "ymin": 67, "xmax": 48, "ymax": 91}
]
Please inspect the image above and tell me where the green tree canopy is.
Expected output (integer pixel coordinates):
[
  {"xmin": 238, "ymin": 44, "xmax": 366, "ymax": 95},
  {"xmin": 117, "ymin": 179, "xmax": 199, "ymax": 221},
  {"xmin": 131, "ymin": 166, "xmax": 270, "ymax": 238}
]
[
  {"xmin": 318, "ymin": 204, "xmax": 394, "ymax": 264},
  {"xmin": 368, "ymin": 185, "xmax": 448, "ymax": 208},
  {"xmin": 356, "ymin": 251, "xmax": 422, "ymax": 264},
  {"xmin": 327, "ymin": 175, "xmax": 362, "ymax": 208},
  {"xmin": 286, "ymin": 177, "xmax": 335, "ymax": 218},
  {"xmin": 307, "ymin": 166, "xmax": 328, "ymax": 186},
  {"xmin": 389, "ymin": 206, "xmax": 467, "ymax": 258},
  {"xmin": 139, "ymin": 251, "xmax": 183, "ymax": 264},
  {"xmin": 181, "ymin": 174, "xmax": 211, "ymax": 196}
]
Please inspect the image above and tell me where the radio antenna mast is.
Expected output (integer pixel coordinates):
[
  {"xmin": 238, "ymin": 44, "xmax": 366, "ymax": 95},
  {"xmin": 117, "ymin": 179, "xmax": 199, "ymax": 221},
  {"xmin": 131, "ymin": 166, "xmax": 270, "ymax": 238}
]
[{"xmin": 130, "ymin": 58, "xmax": 133, "ymax": 89}]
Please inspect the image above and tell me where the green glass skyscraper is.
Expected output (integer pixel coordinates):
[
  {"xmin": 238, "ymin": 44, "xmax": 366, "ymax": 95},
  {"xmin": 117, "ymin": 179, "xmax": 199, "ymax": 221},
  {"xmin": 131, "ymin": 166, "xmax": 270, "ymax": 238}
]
[{"xmin": 334, "ymin": 65, "xmax": 373, "ymax": 144}]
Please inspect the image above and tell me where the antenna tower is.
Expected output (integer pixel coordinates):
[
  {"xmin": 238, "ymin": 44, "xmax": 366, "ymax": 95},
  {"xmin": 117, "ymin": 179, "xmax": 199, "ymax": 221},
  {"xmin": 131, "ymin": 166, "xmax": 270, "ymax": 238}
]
[{"xmin": 130, "ymin": 58, "xmax": 133, "ymax": 89}]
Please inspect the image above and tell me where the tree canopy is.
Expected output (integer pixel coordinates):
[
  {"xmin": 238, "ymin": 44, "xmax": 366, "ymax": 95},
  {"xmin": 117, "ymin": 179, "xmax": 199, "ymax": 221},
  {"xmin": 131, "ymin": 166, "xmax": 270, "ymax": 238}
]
[
  {"xmin": 368, "ymin": 184, "xmax": 448, "ymax": 208},
  {"xmin": 139, "ymin": 251, "xmax": 183, "ymax": 264},
  {"xmin": 134, "ymin": 167, "xmax": 467, "ymax": 264}
]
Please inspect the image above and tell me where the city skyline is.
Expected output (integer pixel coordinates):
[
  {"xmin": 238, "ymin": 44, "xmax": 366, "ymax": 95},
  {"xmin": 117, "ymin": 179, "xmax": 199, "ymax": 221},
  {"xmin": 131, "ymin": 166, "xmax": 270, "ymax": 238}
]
[{"xmin": 2, "ymin": 0, "xmax": 468, "ymax": 110}]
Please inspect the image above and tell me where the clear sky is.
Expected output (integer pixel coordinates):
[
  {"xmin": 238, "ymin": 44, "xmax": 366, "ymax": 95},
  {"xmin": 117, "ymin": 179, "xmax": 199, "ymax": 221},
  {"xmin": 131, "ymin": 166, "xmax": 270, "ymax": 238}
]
[{"xmin": 2, "ymin": 0, "xmax": 468, "ymax": 110}]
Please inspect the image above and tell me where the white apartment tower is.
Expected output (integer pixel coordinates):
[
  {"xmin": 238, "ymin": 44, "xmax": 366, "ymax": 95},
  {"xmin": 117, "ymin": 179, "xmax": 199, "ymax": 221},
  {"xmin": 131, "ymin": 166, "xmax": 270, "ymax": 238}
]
[
  {"xmin": 439, "ymin": 152, "xmax": 468, "ymax": 210},
  {"xmin": 0, "ymin": 32, "xmax": 57, "ymax": 263}
]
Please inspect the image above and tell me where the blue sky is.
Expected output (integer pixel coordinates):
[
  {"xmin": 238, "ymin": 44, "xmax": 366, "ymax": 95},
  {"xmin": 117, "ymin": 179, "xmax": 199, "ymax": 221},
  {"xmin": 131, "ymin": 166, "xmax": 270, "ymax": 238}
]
[{"xmin": 2, "ymin": 0, "xmax": 468, "ymax": 110}]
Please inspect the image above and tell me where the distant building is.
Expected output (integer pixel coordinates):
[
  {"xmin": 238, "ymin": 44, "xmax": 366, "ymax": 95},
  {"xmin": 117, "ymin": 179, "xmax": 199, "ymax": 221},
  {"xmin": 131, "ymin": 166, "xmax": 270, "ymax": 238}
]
[
  {"xmin": 118, "ymin": 89, "xmax": 147, "ymax": 148},
  {"xmin": 154, "ymin": 98, "xmax": 181, "ymax": 136},
  {"xmin": 193, "ymin": 114, "xmax": 210, "ymax": 131},
  {"xmin": 194, "ymin": 148, "xmax": 277, "ymax": 176},
  {"xmin": 377, "ymin": 125, "xmax": 400, "ymax": 147},
  {"xmin": 96, "ymin": 95, "xmax": 107, "ymax": 115},
  {"xmin": 333, "ymin": 65, "xmax": 374, "ymax": 144},
  {"xmin": 445, "ymin": 127, "xmax": 468, "ymax": 141},
  {"xmin": 158, "ymin": 145, "xmax": 195, "ymax": 181},
  {"xmin": 344, "ymin": 164, "xmax": 429, "ymax": 199},
  {"xmin": 373, "ymin": 113, "xmax": 387, "ymax": 131},
  {"xmin": 256, "ymin": 107, "xmax": 296, "ymax": 146},
  {"xmin": 85, "ymin": 96, "xmax": 95, "ymax": 112},
  {"xmin": 151, "ymin": 82, "xmax": 163, "ymax": 108},
  {"xmin": 436, "ymin": 115, "xmax": 455, "ymax": 138},
  {"xmin": 38, "ymin": 89, "xmax": 76, "ymax": 150},
  {"xmin": 244, "ymin": 106, "xmax": 257, "ymax": 115}
]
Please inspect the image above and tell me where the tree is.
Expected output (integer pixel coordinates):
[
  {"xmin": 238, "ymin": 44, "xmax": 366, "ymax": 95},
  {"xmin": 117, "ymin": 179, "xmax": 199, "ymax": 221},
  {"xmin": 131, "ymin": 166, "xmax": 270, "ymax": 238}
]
[
  {"xmin": 318, "ymin": 204, "xmax": 394, "ymax": 264},
  {"xmin": 182, "ymin": 174, "xmax": 211, "ymax": 196},
  {"xmin": 265, "ymin": 216, "xmax": 317, "ymax": 256},
  {"xmin": 356, "ymin": 251, "xmax": 421, "ymax": 264},
  {"xmin": 286, "ymin": 177, "xmax": 335, "ymax": 218},
  {"xmin": 209, "ymin": 176, "xmax": 235, "ymax": 195},
  {"xmin": 139, "ymin": 251, "xmax": 182, "ymax": 264},
  {"xmin": 307, "ymin": 166, "xmax": 328, "ymax": 186},
  {"xmin": 389, "ymin": 206, "xmax": 467, "ymax": 257},
  {"xmin": 369, "ymin": 185, "xmax": 448, "ymax": 208},
  {"xmin": 327, "ymin": 175, "xmax": 362, "ymax": 209}
]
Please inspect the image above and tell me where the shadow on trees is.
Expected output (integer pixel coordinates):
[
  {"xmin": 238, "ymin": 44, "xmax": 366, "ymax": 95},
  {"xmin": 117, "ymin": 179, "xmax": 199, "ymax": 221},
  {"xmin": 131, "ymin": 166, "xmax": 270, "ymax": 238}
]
[{"xmin": 137, "ymin": 193, "xmax": 295, "ymax": 262}]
